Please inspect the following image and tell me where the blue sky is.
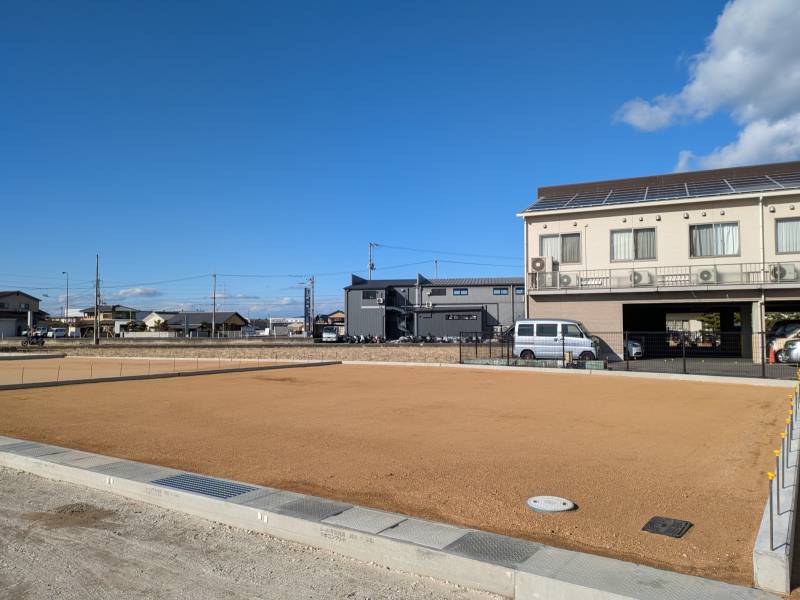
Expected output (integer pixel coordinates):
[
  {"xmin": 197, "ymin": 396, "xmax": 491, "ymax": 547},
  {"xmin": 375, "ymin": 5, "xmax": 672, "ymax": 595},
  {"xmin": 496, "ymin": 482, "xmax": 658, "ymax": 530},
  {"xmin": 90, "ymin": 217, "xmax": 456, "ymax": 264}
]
[{"xmin": 5, "ymin": 0, "xmax": 787, "ymax": 317}]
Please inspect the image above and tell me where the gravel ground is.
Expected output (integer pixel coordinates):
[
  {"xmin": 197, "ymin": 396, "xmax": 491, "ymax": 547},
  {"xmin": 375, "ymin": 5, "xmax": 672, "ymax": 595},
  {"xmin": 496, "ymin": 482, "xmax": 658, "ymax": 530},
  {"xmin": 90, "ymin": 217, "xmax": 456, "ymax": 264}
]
[{"xmin": 0, "ymin": 467, "xmax": 498, "ymax": 600}]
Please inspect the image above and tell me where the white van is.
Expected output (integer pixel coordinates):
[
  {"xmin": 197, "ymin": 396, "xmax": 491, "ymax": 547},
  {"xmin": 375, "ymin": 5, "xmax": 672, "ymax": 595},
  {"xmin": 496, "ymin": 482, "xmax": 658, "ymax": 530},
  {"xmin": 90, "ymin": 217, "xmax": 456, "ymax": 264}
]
[
  {"xmin": 513, "ymin": 319, "xmax": 596, "ymax": 360},
  {"xmin": 321, "ymin": 326, "xmax": 339, "ymax": 342}
]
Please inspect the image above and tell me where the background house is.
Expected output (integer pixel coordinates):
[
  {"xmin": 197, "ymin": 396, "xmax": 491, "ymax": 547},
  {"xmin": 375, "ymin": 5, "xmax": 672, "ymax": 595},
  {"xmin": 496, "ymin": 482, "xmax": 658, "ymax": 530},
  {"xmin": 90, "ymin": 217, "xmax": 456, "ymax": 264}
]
[
  {"xmin": 0, "ymin": 291, "xmax": 48, "ymax": 337},
  {"xmin": 344, "ymin": 274, "xmax": 524, "ymax": 339}
]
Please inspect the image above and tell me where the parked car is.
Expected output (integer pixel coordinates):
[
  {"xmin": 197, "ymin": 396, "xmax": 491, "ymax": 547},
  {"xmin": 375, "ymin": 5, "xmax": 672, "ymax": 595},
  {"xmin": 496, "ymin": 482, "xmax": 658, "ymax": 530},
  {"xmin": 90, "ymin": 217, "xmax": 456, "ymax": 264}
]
[
  {"xmin": 321, "ymin": 326, "xmax": 339, "ymax": 342},
  {"xmin": 767, "ymin": 320, "xmax": 800, "ymax": 346},
  {"xmin": 624, "ymin": 337, "xmax": 643, "ymax": 360},
  {"xmin": 46, "ymin": 327, "xmax": 67, "ymax": 338},
  {"xmin": 768, "ymin": 325, "xmax": 800, "ymax": 362},
  {"xmin": 783, "ymin": 338, "xmax": 800, "ymax": 364},
  {"xmin": 513, "ymin": 319, "xmax": 596, "ymax": 361}
]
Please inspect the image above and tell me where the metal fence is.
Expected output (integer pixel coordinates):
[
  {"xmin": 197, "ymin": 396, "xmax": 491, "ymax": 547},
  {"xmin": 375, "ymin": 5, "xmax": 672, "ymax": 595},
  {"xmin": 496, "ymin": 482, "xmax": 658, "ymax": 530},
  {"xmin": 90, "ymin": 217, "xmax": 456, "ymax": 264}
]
[{"xmin": 458, "ymin": 330, "xmax": 799, "ymax": 380}]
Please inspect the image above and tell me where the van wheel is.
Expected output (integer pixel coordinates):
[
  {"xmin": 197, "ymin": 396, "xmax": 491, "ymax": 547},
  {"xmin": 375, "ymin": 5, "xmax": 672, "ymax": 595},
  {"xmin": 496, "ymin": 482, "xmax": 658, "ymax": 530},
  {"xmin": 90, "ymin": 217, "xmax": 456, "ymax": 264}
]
[
  {"xmin": 520, "ymin": 350, "xmax": 535, "ymax": 360},
  {"xmin": 579, "ymin": 351, "xmax": 594, "ymax": 361}
]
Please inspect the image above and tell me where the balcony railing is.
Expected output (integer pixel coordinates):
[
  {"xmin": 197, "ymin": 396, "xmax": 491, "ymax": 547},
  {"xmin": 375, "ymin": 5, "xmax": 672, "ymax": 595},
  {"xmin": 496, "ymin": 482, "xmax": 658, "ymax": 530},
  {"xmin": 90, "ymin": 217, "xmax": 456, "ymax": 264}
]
[{"xmin": 529, "ymin": 261, "xmax": 800, "ymax": 292}]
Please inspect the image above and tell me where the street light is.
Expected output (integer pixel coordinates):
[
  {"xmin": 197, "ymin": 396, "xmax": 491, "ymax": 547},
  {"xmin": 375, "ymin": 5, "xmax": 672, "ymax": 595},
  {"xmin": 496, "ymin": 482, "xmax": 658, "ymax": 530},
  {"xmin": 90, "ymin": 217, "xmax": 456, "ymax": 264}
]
[{"xmin": 61, "ymin": 271, "xmax": 69, "ymax": 321}]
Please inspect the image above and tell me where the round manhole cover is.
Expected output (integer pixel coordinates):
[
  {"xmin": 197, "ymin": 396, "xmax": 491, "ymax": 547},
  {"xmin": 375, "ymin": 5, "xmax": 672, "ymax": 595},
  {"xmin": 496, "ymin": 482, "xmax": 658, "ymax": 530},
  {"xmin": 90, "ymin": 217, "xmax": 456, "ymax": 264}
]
[{"xmin": 526, "ymin": 496, "xmax": 575, "ymax": 513}]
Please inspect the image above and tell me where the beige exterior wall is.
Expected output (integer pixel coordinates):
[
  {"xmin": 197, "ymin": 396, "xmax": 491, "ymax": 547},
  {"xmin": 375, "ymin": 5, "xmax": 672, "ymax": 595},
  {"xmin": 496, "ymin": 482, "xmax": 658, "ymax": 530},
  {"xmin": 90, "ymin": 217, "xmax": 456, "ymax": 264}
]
[{"xmin": 524, "ymin": 191, "xmax": 800, "ymax": 273}]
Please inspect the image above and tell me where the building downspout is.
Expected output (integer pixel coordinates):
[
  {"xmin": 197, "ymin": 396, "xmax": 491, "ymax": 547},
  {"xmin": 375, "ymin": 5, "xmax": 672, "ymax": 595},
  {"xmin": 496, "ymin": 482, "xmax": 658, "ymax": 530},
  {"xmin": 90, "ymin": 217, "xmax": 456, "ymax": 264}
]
[
  {"xmin": 523, "ymin": 217, "xmax": 529, "ymax": 318},
  {"xmin": 759, "ymin": 195, "xmax": 766, "ymax": 334}
]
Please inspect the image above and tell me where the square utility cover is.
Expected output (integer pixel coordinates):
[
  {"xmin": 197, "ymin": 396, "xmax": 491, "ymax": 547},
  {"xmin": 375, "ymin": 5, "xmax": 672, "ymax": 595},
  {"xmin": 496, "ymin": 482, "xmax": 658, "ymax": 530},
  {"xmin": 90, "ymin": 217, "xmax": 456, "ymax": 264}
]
[{"xmin": 642, "ymin": 516, "xmax": 693, "ymax": 538}]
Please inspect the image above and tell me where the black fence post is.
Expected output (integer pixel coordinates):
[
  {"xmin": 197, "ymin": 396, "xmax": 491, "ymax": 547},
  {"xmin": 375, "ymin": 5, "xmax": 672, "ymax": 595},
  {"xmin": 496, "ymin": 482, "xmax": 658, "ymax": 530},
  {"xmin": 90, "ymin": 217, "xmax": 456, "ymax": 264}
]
[
  {"xmin": 488, "ymin": 336, "xmax": 493, "ymax": 359},
  {"xmin": 458, "ymin": 335, "xmax": 462, "ymax": 364},
  {"xmin": 562, "ymin": 335, "xmax": 566, "ymax": 368},
  {"xmin": 624, "ymin": 331, "xmax": 630, "ymax": 371},
  {"xmin": 681, "ymin": 333, "xmax": 687, "ymax": 374},
  {"xmin": 762, "ymin": 331, "xmax": 766, "ymax": 379}
]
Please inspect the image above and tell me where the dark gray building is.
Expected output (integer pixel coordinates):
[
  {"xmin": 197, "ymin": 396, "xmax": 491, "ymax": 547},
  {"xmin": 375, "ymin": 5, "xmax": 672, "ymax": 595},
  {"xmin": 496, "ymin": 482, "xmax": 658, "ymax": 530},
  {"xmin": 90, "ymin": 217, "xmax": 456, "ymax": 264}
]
[{"xmin": 344, "ymin": 274, "xmax": 524, "ymax": 339}]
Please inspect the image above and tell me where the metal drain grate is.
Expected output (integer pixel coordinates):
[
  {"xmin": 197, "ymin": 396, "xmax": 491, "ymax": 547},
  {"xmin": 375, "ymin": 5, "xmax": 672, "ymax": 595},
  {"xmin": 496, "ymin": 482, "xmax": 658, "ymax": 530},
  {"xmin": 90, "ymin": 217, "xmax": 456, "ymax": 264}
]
[
  {"xmin": 152, "ymin": 473, "xmax": 257, "ymax": 499},
  {"xmin": 642, "ymin": 516, "xmax": 693, "ymax": 538}
]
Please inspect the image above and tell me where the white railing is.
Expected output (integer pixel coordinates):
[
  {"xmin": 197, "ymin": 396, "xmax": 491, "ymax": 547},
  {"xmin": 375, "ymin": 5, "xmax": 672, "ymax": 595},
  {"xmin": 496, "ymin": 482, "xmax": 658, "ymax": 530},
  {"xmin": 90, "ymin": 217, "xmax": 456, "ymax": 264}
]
[{"xmin": 529, "ymin": 261, "xmax": 799, "ymax": 291}]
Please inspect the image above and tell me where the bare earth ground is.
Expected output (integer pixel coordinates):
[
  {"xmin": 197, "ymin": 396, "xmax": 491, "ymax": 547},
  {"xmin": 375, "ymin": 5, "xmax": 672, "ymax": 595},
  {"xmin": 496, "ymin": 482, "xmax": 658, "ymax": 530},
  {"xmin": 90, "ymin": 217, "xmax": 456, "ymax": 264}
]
[
  {"xmin": 0, "ymin": 466, "xmax": 497, "ymax": 600},
  {"xmin": 0, "ymin": 356, "xmax": 287, "ymax": 384},
  {"xmin": 0, "ymin": 364, "xmax": 788, "ymax": 586}
]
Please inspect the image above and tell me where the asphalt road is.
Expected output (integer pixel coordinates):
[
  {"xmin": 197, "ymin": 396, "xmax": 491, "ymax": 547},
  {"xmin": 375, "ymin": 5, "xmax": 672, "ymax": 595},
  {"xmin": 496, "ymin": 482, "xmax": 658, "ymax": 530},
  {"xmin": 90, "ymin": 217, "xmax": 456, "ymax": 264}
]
[{"xmin": 0, "ymin": 467, "xmax": 497, "ymax": 600}]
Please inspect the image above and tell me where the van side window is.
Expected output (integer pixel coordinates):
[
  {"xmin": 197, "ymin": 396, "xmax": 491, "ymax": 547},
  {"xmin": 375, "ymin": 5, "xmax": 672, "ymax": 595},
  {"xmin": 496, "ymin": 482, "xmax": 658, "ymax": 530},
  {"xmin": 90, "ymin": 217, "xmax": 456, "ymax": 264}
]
[
  {"xmin": 536, "ymin": 324, "xmax": 557, "ymax": 336},
  {"xmin": 517, "ymin": 324, "xmax": 534, "ymax": 336},
  {"xmin": 562, "ymin": 324, "xmax": 583, "ymax": 337}
]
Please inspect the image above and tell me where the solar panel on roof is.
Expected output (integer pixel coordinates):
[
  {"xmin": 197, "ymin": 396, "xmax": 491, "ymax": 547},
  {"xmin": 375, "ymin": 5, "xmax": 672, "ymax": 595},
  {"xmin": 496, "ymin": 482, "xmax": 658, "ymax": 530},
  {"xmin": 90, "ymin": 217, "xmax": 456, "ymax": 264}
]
[
  {"xmin": 726, "ymin": 175, "xmax": 779, "ymax": 192},
  {"xmin": 605, "ymin": 187, "xmax": 646, "ymax": 205},
  {"xmin": 526, "ymin": 168, "xmax": 800, "ymax": 212},
  {"xmin": 772, "ymin": 173, "xmax": 800, "ymax": 187},
  {"xmin": 686, "ymin": 179, "xmax": 732, "ymax": 196},
  {"xmin": 646, "ymin": 183, "xmax": 688, "ymax": 201}
]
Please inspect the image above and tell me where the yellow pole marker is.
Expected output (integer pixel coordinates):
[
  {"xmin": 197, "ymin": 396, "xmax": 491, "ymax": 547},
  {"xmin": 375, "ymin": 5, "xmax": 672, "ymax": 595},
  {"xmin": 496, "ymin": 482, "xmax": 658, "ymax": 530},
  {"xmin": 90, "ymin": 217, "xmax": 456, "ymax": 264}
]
[{"xmin": 768, "ymin": 469, "xmax": 776, "ymax": 549}]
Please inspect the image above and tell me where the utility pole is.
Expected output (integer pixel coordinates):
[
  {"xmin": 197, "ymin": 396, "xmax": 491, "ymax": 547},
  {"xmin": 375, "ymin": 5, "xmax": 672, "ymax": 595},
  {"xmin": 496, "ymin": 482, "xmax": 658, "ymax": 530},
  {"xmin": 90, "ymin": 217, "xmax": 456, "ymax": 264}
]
[
  {"xmin": 308, "ymin": 275, "xmax": 315, "ymax": 337},
  {"xmin": 211, "ymin": 273, "xmax": 217, "ymax": 339},
  {"xmin": 368, "ymin": 242, "xmax": 376, "ymax": 280},
  {"xmin": 94, "ymin": 255, "xmax": 100, "ymax": 345},
  {"xmin": 434, "ymin": 258, "xmax": 439, "ymax": 278},
  {"xmin": 62, "ymin": 271, "xmax": 69, "ymax": 320}
]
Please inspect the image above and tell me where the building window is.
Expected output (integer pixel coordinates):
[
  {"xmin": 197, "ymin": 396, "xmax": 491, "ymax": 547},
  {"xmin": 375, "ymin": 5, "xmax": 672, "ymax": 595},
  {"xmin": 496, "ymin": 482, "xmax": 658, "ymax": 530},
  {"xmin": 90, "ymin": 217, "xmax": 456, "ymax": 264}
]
[
  {"xmin": 428, "ymin": 288, "xmax": 446, "ymax": 296},
  {"xmin": 0, "ymin": 302, "xmax": 7, "ymax": 309},
  {"xmin": 492, "ymin": 287, "xmax": 509, "ymax": 295},
  {"xmin": 539, "ymin": 233, "xmax": 580, "ymax": 263},
  {"xmin": 777, "ymin": 218, "xmax": 800, "ymax": 254},
  {"xmin": 514, "ymin": 286, "xmax": 524, "ymax": 295},
  {"xmin": 445, "ymin": 313, "xmax": 478, "ymax": 320},
  {"xmin": 20, "ymin": 303, "xmax": 30, "ymax": 310},
  {"xmin": 610, "ymin": 228, "xmax": 656, "ymax": 261},
  {"xmin": 689, "ymin": 222, "xmax": 739, "ymax": 257},
  {"xmin": 361, "ymin": 290, "xmax": 377, "ymax": 300},
  {"xmin": 453, "ymin": 288, "xmax": 468, "ymax": 296}
]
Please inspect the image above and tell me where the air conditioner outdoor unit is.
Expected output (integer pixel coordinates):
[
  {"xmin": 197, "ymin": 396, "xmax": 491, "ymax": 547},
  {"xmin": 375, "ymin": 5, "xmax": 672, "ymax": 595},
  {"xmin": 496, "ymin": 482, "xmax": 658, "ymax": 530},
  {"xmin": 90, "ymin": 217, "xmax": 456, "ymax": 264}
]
[
  {"xmin": 629, "ymin": 270, "xmax": 653, "ymax": 286},
  {"xmin": 376, "ymin": 297, "xmax": 384, "ymax": 304},
  {"xmin": 696, "ymin": 268, "xmax": 717, "ymax": 284},
  {"xmin": 558, "ymin": 273, "xmax": 577, "ymax": 288},
  {"xmin": 770, "ymin": 263, "xmax": 798, "ymax": 282},
  {"xmin": 530, "ymin": 256, "xmax": 554, "ymax": 273},
  {"xmin": 425, "ymin": 301, "xmax": 433, "ymax": 308}
]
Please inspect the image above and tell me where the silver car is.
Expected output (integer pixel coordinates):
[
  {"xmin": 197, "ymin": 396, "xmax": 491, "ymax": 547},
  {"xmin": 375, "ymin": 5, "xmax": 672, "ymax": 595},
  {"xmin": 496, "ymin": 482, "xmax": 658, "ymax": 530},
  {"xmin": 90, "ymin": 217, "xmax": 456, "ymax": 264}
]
[
  {"xmin": 513, "ymin": 319, "xmax": 596, "ymax": 361},
  {"xmin": 783, "ymin": 338, "xmax": 800, "ymax": 364}
]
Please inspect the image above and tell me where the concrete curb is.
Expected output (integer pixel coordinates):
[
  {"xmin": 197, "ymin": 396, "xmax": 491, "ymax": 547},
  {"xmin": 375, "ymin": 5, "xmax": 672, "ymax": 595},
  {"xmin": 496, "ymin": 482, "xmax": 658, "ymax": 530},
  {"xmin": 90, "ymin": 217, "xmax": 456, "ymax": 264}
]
[
  {"xmin": 0, "ymin": 360, "xmax": 341, "ymax": 391},
  {"xmin": 0, "ymin": 436, "xmax": 777, "ymax": 600},
  {"xmin": 753, "ymin": 387, "xmax": 800, "ymax": 594},
  {"xmin": 0, "ymin": 353, "xmax": 66, "ymax": 361},
  {"xmin": 341, "ymin": 360, "xmax": 797, "ymax": 387}
]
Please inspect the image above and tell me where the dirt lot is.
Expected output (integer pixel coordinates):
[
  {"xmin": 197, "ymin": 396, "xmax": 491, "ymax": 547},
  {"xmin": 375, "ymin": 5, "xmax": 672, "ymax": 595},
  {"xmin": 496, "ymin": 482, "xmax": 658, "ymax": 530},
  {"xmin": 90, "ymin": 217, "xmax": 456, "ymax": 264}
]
[
  {"xmin": 0, "ymin": 364, "xmax": 788, "ymax": 585},
  {"xmin": 0, "ymin": 356, "xmax": 287, "ymax": 385}
]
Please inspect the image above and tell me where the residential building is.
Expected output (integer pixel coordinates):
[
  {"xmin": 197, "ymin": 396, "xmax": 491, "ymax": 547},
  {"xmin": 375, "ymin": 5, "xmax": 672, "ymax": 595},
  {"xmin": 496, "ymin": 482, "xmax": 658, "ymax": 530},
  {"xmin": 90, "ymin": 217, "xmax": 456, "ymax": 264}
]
[
  {"xmin": 519, "ymin": 160, "xmax": 800, "ymax": 356},
  {"xmin": 345, "ymin": 274, "xmax": 525, "ymax": 339},
  {"xmin": 79, "ymin": 304, "xmax": 139, "ymax": 336},
  {"xmin": 313, "ymin": 310, "xmax": 345, "ymax": 337},
  {"xmin": 0, "ymin": 291, "xmax": 47, "ymax": 337},
  {"xmin": 161, "ymin": 311, "xmax": 248, "ymax": 336}
]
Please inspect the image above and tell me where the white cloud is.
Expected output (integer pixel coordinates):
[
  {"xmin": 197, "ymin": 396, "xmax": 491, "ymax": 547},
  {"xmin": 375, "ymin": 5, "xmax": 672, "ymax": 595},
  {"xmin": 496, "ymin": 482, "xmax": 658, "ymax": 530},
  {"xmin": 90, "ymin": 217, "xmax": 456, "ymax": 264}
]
[
  {"xmin": 616, "ymin": 0, "xmax": 800, "ymax": 169},
  {"xmin": 114, "ymin": 287, "xmax": 162, "ymax": 298},
  {"xmin": 682, "ymin": 114, "xmax": 800, "ymax": 170}
]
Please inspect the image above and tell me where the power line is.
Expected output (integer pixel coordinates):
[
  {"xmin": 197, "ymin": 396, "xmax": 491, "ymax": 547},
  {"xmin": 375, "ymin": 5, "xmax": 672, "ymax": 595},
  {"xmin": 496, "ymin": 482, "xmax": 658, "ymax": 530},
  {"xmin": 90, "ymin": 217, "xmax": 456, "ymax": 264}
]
[{"xmin": 374, "ymin": 242, "xmax": 518, "ymax": 260}]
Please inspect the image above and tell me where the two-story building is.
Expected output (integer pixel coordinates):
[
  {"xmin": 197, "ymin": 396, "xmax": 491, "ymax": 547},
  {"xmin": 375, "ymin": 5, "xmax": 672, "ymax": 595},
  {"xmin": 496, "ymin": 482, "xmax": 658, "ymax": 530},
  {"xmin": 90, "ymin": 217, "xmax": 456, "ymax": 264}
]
[
  {"xmin": 0, "ymin": 291, "xmax": 48, "ymax": 337},
  {"xmin": 345, "ymin": 274, "xmax": 525, "ymax": 339},
  {"xmin": 519, "ymin": 160, "xmax": 800, "ymax": 357}
]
